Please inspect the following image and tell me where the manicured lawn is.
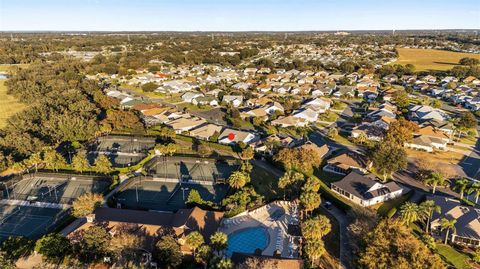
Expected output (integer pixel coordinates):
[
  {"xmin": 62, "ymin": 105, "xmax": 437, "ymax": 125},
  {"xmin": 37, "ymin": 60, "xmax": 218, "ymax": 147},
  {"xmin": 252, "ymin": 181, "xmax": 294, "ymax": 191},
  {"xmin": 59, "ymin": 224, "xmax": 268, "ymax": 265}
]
[
  {"xmin": 394, "ymin": 48, "xmax": 480, "ymax": 71},
  {"xmin": 314, "ymin": 168, "xmax": 344, "ymax": 184},
  {"xmin": 331, "ymin": 134, "xmax": 356, "ymax": 147},
  {"xmin": 0, "ymin": 80, "xmax": 27, "ymax": 128},
  {"xmin": 436, "ymin": 244, "xmax": 472, "ymax": 269},
  {"xmin": 177, "ymin": 102, "xmax": 212, "ymax": 112},
  {"xmin": 250, "ymin": 164, "xmax": 281, "ymax": 201},
  {"xmin": 374, "ymin": 190, "xmax": 413, "ymax": 217},
  {"xmin": 318, "ymin": 111, "xmax": 339, "ymax": 122},
  {"xmin": 410, "ymin": 223, "xmax": 472, "ymax": 269}
]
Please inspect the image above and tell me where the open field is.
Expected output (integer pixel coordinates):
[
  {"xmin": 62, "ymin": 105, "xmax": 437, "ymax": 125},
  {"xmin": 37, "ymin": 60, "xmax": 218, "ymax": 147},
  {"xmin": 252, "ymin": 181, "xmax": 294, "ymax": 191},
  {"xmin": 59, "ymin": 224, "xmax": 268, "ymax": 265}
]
[
  {"xmin": 0, "ymin": 80, "xmax": 27, "ymax": 129},
  {"xmin": 394, "ymin": 48, "xmax": 480, "ymax": 71}
]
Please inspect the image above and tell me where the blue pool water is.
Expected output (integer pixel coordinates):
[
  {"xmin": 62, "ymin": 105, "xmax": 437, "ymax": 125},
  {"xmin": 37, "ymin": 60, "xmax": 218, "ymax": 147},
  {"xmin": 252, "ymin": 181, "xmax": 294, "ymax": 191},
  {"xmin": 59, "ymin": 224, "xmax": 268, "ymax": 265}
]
[{"xmin": 226, "ymin": 227, "xmax": 269, "ymax": 257}]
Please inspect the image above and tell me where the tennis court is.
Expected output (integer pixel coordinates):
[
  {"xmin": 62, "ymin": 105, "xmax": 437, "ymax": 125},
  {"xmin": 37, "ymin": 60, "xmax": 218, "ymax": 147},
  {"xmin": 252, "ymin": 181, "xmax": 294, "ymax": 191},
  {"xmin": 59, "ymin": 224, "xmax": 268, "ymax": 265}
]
[
  {"xmin": 88, "ymin": 135, "xmax": 156, "ymax": 167},
  {"xmin": 145, "ymin": 156, "xmax": 238, "ymax": 183},
  {"xmin": 4, "ymin": 174, "xmax": 111, "ymax": 205},
  {"xmin": 0, "ymin": 204, "xmax": 65, "ymax": 241},
  {"xmin": 114, "ymin": 177, "xmax": 229, "ymax": 211}
]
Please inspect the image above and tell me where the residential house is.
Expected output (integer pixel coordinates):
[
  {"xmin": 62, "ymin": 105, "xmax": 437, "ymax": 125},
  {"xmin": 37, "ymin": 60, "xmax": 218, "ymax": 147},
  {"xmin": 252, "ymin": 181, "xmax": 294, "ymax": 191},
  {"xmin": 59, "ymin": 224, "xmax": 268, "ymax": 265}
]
[
  {"xmin": 429, "ymin": 196, "xmax": 480, "ymax": 247},
  {"xmin": 296, "ymin": 141, "xmax": 330, "ymax": 159},
  {"xmin": 192, "ymin": 96, "xmax": 219, "ymax": 107},
  {"xmin": 182, "ymin": 92, "xmax": 204, "ymax": 103},
  {"xmin": 333, "ymin": 86, "xmax": 355, "ymax": 97},
  {"xmin": 292, "ymin": 108, "xmax": 318, "ymax": 123},
  {"xmin": 331, "ymin": 171, "xmax": 403, "ymax": 207},
  {"xmin": 189, "ymin": 124, "xmax": 223, "ymax": 140},
  {"xmin": 351, "ymin": 124, "xmax": 384, "ymax": 142},
  {"xmin": 409, "ymin": 105, "xmax": 448, "ymax": 123},
  {"xmin": 303, "ymin": 98, "xmax": 331, "ymax": 113},
  {"xmin": 323, "ymin": 152, "xmax": 369, "ymax": 175},
  {"xmin": 218, "ymin": 128, "xmax": 258, "ymax": 145},
  {"xmin": 166, "ymin": 116, "xmax": 206, "ymax": 134},
  {"xmin": 223, "ymin": 95, "xmax": 244, "ymax": 107},
  {"xmin": 271, "ymin": 115, "xmax": 308, "ymax": 128}
]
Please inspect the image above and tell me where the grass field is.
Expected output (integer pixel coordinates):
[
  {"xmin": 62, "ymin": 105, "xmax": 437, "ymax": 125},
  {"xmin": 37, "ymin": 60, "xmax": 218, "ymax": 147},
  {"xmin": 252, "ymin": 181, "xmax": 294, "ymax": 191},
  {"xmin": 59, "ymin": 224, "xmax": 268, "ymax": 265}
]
[
  {"xmin": 395, "ymin": 48, "xmax": 480, "ymax": 71},
  {"xmin": 0, "ymin": 80, "xmax": 27, "ymax": 129}
]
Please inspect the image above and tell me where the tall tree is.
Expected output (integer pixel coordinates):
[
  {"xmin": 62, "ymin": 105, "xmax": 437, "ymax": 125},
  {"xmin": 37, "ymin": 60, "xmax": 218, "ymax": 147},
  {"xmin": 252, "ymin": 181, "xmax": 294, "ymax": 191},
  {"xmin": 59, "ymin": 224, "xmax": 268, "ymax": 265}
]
[
  {"xmin": 301, "ymin": 215, "xmax": 331, "ymax": 240},
  {"xmin": 155, "ymin": 235, "xmax": 183, "ymax": 269},
  {"xmin": 440, "ymin": 218, "xmax": 457, "ymax": 245},
  {"xmin": 300, "ymin": 191, "xmax": 321, "ymax": 217},
  {"xmin": 94, "ymin": 155, "xmax": 112, "ymax": 174},
  {"xmin": 35, "ymin": 233, "xmax": 72, "ymax": 262},
  {"xmin": 358, "ymin": 220, "xmax": 445, "ymax": 269},
  {"xmin": 210, "ymin": 232, "xmax": 228, "ymax": 256},
  {"xmin": 419, "ymin": 200, "xmax": 441, "ymax": 233},
  {"xmin": 185, "ymin": 231, "xmax": 204, "ymax": 257},
  {"xmin": 43, "ymin": 149, "xmax": 67, "ymax": 172},
  {"xmin": 227, "ymin": 171, "xmax": 250, "ymax": 189},
  {"xmin": 454, "ymin": 178, "xmax": 469, "ymax": 200},
  {"xmin": 468, "ymin": 182, "xmax": 480, "ymax": 204},
  {"xmin": 303, "ymin": 238, "xmax": 326, "ymax": 266},
  {"xmin": 371, "ymin": 143, "xmax": 407, "ymax": 181},
  {"xmin": 195, "ymin": 245, "xmax": 212, "ymax": 269},
  {"xmin": 399, "ymin": 202, "xmax": 419, "ymax": 226},
  {"xmin": 72, "ymin": 193, "xmax": 104, "ymax": 218},
  {"xmin": 424, "ymin": 172, "xmax": 449, "ymax": 194},
  {"xmin": 72, "ymin": 151, "xmax": 90, "ymax": 173}
]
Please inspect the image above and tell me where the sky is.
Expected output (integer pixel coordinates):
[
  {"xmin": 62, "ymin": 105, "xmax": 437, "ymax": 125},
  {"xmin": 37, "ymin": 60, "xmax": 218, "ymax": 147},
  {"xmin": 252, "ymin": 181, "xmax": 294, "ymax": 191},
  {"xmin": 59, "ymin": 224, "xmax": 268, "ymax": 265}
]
[{"xmin": 1, "ymin": 0, "xmax": 479, "ymax": 31}]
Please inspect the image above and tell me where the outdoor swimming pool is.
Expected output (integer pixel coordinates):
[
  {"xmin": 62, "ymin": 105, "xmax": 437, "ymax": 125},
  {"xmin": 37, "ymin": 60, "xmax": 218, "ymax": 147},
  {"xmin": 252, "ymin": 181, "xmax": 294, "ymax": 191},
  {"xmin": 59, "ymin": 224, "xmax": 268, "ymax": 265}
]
[{"xmin": 226, "ymin": 227, "xmax": 269, "ymax": 257}]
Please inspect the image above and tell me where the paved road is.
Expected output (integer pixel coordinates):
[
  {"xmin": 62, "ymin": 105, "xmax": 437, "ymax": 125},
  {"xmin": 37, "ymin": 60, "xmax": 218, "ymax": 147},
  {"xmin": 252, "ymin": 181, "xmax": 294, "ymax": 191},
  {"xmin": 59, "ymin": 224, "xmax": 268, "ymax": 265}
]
[
  {"xmin": 439, "ymin": 102, "xmax": 480, "ymax": 179},
  {"xmin": 459, "ymin": 125, "xmax": 480, "ymax": 179}
]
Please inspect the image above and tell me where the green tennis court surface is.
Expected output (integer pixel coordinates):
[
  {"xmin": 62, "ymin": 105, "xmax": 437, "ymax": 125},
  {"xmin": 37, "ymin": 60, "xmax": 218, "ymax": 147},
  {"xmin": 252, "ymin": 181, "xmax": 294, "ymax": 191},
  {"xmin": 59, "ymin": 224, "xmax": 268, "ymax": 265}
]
[
  {"xmin": 114, "ymin": 178, "xmax": 229, "ymax": 211},
  {"xmin": 5, "ymin": 174, "xmax": 111, "ymax": 204},
  {"xmin": 0, "ymin": 204, "xmax": 65, "ymax": 241}
]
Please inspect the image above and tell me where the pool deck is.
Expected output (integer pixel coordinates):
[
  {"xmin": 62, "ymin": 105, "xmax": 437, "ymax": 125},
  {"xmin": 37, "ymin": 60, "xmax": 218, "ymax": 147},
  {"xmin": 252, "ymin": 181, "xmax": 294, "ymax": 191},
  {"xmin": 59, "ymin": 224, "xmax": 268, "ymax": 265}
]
[{"xmin": 219, "ymin": 201, "xmax": 300, "ymax": 258}]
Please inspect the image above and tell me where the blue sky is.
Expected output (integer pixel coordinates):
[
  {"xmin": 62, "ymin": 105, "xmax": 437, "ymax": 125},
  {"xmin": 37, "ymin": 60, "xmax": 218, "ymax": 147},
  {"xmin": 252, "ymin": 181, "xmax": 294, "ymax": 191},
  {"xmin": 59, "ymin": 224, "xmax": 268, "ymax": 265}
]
[{"xmin": 1, "ymin": 0, "xmax": 479, "ymax": 31}]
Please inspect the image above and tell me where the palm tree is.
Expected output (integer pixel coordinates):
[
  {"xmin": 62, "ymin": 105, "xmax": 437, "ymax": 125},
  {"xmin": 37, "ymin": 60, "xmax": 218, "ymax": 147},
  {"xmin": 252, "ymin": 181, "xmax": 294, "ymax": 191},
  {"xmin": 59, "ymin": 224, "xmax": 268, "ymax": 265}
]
[
  {"xmin": 423, "ymin": 172, "xmax": 449, "ymax": 194},
  {"xmin": 300, "ymin": 191, "xmax": 321, "ymax": 217},
  {"xmin": 400, "ymin": 202, "xmax": 420, "ymax": 226},
  {"xmin": 185, "ymin": 231, "xmax": 204, "ymax": 257},
  {"xmin": 303, "ymin": 238, "xmax": 326, "ymax": 266},
  {"xmin": 440, "ymin": 218, "xmax": 457, "ymax": 244},
  {"xmin": 454, "ymin": 178, "xmax": 469, "ymax": 200},
  {"xmin": 195, "ymin": 245, "xmax": 211, "ymax": 269},
  {"xmin": 301, "ymin": 215, "xmax": 331, "ymax": 240},
  {"xmin": 418, "ymin": 200, "xmax": 441, "ymax": 233},
  {"xmin": 210, "ymin": 232, "xmax": 228, "ymax": 256},
  {"xmin": 468, "ymin": 182, "xmax": 480, "ymax": 204},
  {"xmin": 227, "ymin": 171, "xmax": 249, "ymax": 189}
]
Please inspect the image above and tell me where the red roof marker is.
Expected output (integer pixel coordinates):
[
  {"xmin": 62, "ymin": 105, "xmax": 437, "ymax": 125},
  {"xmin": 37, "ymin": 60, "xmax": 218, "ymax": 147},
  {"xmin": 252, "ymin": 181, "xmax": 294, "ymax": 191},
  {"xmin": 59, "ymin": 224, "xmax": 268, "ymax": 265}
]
[{"xmin": 228, "ymin": 133, "xmax": 235, "ymax": 140}]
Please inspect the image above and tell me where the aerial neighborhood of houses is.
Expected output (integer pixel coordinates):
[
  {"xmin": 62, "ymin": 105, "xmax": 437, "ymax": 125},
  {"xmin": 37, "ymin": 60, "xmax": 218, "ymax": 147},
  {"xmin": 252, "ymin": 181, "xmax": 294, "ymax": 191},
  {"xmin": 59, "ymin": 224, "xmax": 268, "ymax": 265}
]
[{"xmin": 1, "ymin": 31, "xmax": 480, "ymax": 269}]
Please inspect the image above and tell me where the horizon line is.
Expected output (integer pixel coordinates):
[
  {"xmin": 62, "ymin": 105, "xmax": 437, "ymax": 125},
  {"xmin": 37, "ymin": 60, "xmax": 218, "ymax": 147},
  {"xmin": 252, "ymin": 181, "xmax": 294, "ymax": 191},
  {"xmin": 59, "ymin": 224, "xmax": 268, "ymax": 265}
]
[{"xmin": 1, "ymin": 28, "xmax": 479, "ymax": 33}]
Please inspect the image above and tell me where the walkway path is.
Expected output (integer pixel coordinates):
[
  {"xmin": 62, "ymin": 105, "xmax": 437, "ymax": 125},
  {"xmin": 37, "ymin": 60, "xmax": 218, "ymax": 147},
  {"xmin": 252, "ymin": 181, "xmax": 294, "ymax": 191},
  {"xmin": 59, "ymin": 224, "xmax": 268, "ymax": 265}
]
[{"xmin": 320, "ymin": 203, "xmax": 353, "ymax": 269}]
